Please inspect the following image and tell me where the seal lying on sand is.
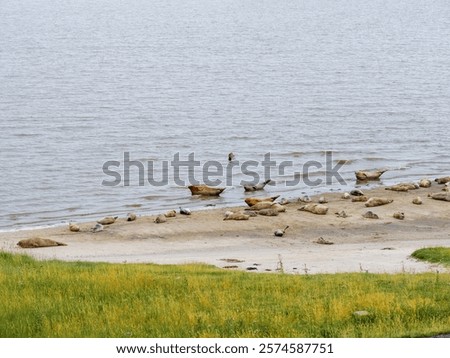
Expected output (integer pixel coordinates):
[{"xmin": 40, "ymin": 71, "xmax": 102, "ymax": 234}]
[
  {"xmin": 245, "ymin": 201, "xmax": 274, "ymax": 211},
  {"xmin": 419, "ymin": 179, "xmax": 432, "ymax": 188},
  {"xmin": 393, "ymin": 212, "xmax": 405, "ymax": 220},
  {"xmin": 365, "ymin": 197, "xmax": 394, "ymax": 207},
  {"xmin": 69, "ymin": 223, "xmax": 80, "ymax": 232},
  {"xmin": 350, "ymin": 189, "xmax": 364, "ymax": 196},
  {"xmin": 274, "ymin": 226, "xmax": 289, "ymax": 237},
  {"xmin": 435, "ymin": 176, "xmax": 450, "ymax": 184},
  {"xmin": 351, "ymin": 196, "xmax": 368, "ymax": 202},
  {"xmin": 244, "ymin": 179, "xmax": 271, "ymax": 192},
  {"xmin": 91, "ymin": 223, "xmax": 103, "ymax": 233},
  {"xmin": 17, "ymin": 237, "xmax": 67, "ymax": 248},
  {"xmin": 245, "ymin": 195, "xmax": 280, "ymax": 207},
  {"xmin": 355, "ymin": 169, "xmax": 387, "ymax": 181},
  {"xmin": 257, "ymin": 209, "xmax": 279, "ymax": 216},
  {"xmin": 223, "ymin": 211, "xmax": 250, "ymax": 220},
  {"xmin": 164, "ymin": 210, "xmax": 177, "ymax": 217},
  {"xmin": 97, "ymin": 216, "xmax": 118, "ymax": 225},
  {"xmin": 412, "ymin": 197, "xmax": 423, "ymax": 205},
  {"xmin": 188, "ymin": 184, "xmax": 225, "ymax": 196},
  {"xmin": 385, "ymin": 183, "xmax": 418, "ymax": 192},
  {"xmin": 298, "ymin": 203, "xmax": 328, "ymax": 215},
  {"xmin": 428, "ymin": 193, "xmax": 450, "ymax": 202},
  {"xmin": 127, "ymin": 213, "xmax": 136, "ymax": 222}
]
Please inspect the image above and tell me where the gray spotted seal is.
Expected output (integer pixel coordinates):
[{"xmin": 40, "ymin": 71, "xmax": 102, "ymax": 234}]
[
  {"xmin": 257, "ymin": 208, "xmax": 279, "ymax": 216},
  {"xmin": 393, "ymin": 212, "xmax": 405, "ymax": 220},
  {"xmin": 154, "ymin": 215, "xmax": 167, "ymax": 223},
  {"xmin": 91, "ymin": 223, "xmax": 104, "ymax": 233},
  {"xmin": 298, "ymin": 203, "xmax": 328, "ymax": 215},
  {"xmin": 179, "ymin": 207, "xmax": 191, "ymax": 215},
  {"xmin": 126, "ymin": 213, "xmax": 137, "ymax": 222}
]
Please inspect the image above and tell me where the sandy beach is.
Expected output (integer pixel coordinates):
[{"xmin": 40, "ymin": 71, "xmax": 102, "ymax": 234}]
[{"xmin": 1, "ymin": 183, "xmax": 449, "ymax": 274}]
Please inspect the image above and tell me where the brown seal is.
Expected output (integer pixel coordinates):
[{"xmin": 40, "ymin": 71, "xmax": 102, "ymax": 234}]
[
  {"xmin": 188, "ymin": 185, "xmax": 225, "ymax": 196},
  {"xmin": 126, "ymin": 213, "xmax": 137, "ymax": 222},
  {"xmin": 393, "ymin": 212, "xmax": 405, "ymax": 220},
  {"xmin": 419, "ymin": 179, "xmax": 432, "ymax": 188},
  {"xmin": 435, "ymin": 176, "xmax": 450, "ymax": 184},
  {"xmin": 17, "ymin": 237, "xmax": 67, "ymax": 248},
  {"xmin": 245, "ymin": 195, "xmax": 280, "ymax": 207},
  {"xmin": 298, "ymin": 203, "xmax": 328, "ymax": 215},
  {"xmin": 412, "ymin": 197, "xmax": 423, "ymax": 205},
  {"xmin": 257, "ymin": 209, "xmax": 279, "ymax": 216},
  {"xmin": 365, "ymin": 197, "xmax": 394, "ymax": 207},
  {"xmin": 274, "ymin": 226, "xmax": 289, "ymax": 237},
  {"xmin": 97, "ymin": 216, "xmax": 118, "ymax": 225},
  {"xmin": 164, "ymin": 210, "xmax": 177, "ymax": 217},
  {"xmin": 428, "ymin": 193, "xmax": 450, "ymax": 202},
  {"xmin": 245, "ymin": 201, "xmax": 274, "ymax": 211},
  {"xmin": 351, "ymin": 196, "xmax": 368, "ymax": 202},
  {"xmin": 362, "ymin": 211, "xmax": 379, "ymax": 219},
  {"xmin": 355, "ymin": 169, "xmax": 387, "ymax": 181}
]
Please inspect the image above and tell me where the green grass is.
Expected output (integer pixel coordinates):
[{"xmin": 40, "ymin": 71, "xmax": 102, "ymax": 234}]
[
  {"xmin": 411, "ymin": 247, "xmax": 450, "ymax": 266},
  {"xmin": 1, "ymin": 251, "xmax": 449, "ymax": 338}
]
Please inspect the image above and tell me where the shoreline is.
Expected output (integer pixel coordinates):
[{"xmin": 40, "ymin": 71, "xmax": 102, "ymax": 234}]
[{"xmin": 1, "ymin": 182, "xmax": 449, "ymax": 274}]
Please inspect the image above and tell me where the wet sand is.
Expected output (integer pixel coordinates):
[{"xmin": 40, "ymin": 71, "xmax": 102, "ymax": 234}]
[{"xmin": 1, "ymin": 184, "xmax": 449, "ymax": 274}]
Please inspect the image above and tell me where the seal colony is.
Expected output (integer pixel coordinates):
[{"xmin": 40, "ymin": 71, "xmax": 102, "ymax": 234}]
[{"xmin": 3, "ymin": 175, "xmax": 450, "ymax": 274}]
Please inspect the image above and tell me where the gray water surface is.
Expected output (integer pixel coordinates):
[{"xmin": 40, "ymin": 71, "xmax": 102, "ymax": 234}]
[{"xmin": 1, "ymin": 0, "xmax": 449, "ymax": 230}]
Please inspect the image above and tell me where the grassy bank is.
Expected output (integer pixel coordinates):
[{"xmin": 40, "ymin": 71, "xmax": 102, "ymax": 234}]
[
  {"xmin": 1, "ymin": 252, "xmax": 449, "ymax": 338},
  {"xmin": 411, "ymin": 247, "xmax": 450, "ymax": 267}
]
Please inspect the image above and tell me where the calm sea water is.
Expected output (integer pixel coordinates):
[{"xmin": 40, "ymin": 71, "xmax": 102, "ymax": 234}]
[{"xmin": 1, "ymin": 0, "xmax": 449, "ymax": 231}]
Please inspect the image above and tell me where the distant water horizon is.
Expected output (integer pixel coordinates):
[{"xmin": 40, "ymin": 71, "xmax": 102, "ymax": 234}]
[{"xmin": 1, "ymin": 0, "xmax": 449, "ymax": 231}]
